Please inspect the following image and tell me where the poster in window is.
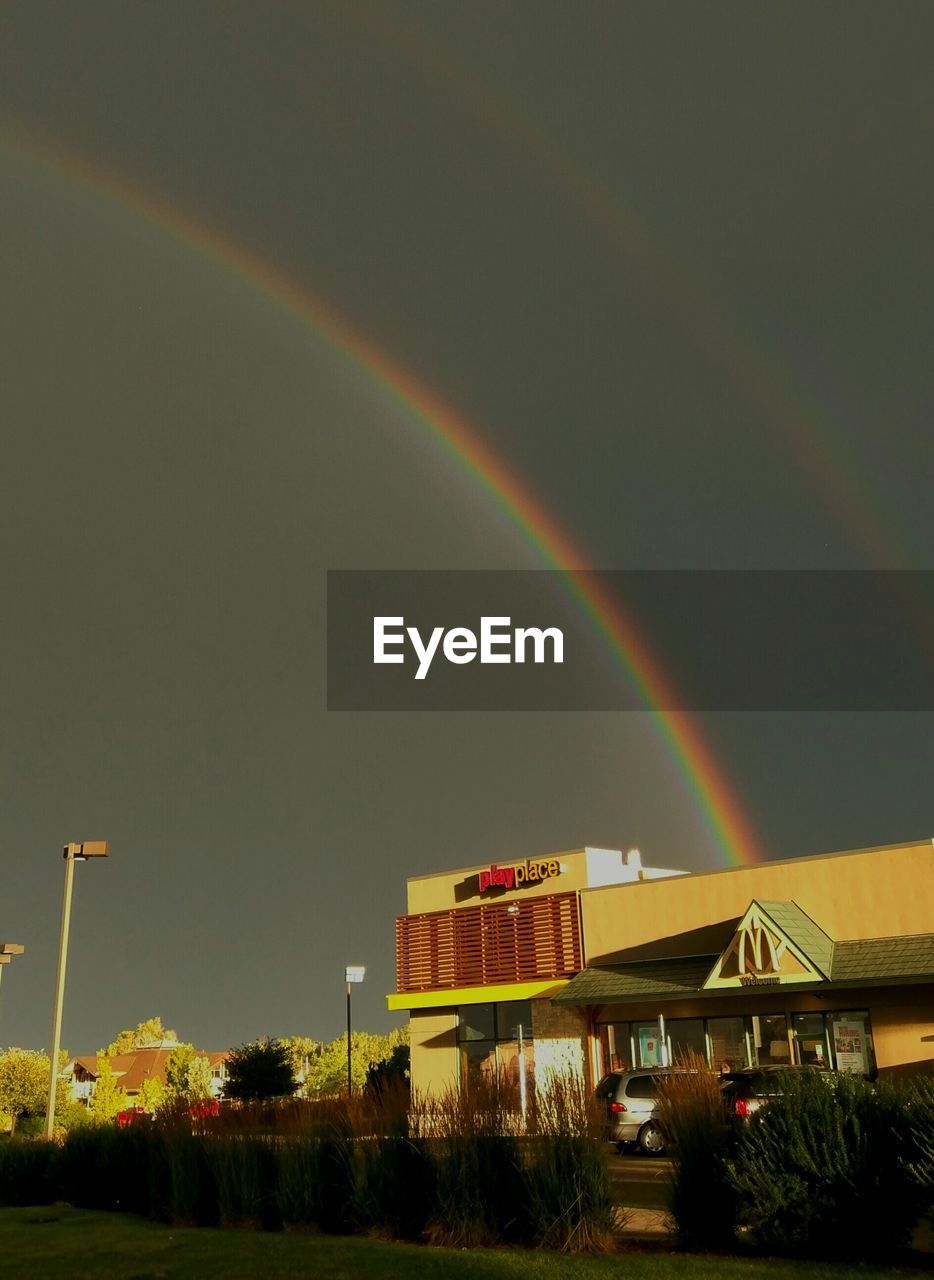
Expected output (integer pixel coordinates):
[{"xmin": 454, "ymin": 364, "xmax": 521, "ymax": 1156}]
[
  {"xmin": 833, "ymin": 1019, "xmax": 867, "ymax": 1074},
  {"xmin": 639, "ymin": 1028, "xmax": 662, "ymax": 1067}
]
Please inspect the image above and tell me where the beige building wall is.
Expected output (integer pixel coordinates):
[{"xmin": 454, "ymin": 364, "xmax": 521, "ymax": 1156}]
[
  {"xmin": 582, "ymin": 840, "xmax": 934, "ymax": 963},
  {"xmin": 409, "ymin": 1010, "xmax": 459, "ymax": 1099},
  {"xmin": 863, "ymin": 986, "xmax": 934, "ymax": 1079}
]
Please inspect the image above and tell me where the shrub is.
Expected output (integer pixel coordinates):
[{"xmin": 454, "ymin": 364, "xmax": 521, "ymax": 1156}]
[
  {"xmin": 209, "ymin": 1136, "xmax": 281, "ymax": 1230},
  {"xmin": 0, "ymin": 1138, "xmax": 58, "ymax": 1206},
  {"xmin": 354, "ymin": 1134, "xmax": 435, "ymax": 1240},
  {"xmin": 275, "ymin": 1135, "xmax": 324, "ymax": 1227},
  {"xmin": 0, "ymin": 1068, "xmax": 617, "ymax": 1253},
  {"xmin": 315, "ymin": 1131, "xmax": 358, "ymax": 1235},
  {"xmin": 907, "ymin": 1075, "xmax": 934, "ymax": 1215},
  {"xmin": 729, "ymin": 1069, "xmax": 923, "ymax": 1257},
  {"xmin": 523, "ymin": 1073, "xmax": 615, "ymax": 1252},
  {"xmin": 165, "ymin": 1132, "xmax": 220, "ymax": 1226},
  {"xmin": 654, "ymin": 1054, "xmax": 737, "ymax": 1250},
  {"xmin": 416, "ymin": 1077, "xmax": 525, "ymax": 1248}
]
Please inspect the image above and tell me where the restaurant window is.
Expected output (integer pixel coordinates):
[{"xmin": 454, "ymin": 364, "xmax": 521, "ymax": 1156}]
[
  {"xmin": 708, "ymin": 1016, "xmax": 749, "ymax": 1071},
  {"xmin": 792, "ymin": 1012, "xmax": 831, "ymax": 1067},
  {"xmin": 457, "ymin": 1001, "xmax": 534, "ymax": 1089},
  {"xmin": 596, "ymin": 1022, "xmax": 632, "ymax": 1075},
  {"xmin": 667, "ymin": 1018, "xmax": 706, "ymax": 1065},
  {"xmin": 751, "ymin": 1013, "xmax": 790, "ymax": 1066}
]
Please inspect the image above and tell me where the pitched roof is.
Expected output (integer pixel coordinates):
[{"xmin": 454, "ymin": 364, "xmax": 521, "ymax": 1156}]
[
  {"xmin": 831, "ymin": 934, "xmax": 934, "ymax": 982},
  {"xmin": 71, "ymin": 1048, "xmax": 228, "ymax": 1092},
  {"xmin": 555, "ymin": 956, "xmax": 717, "ymax": 1005},
  {"xmin": 753, "ymin": 901, "xmax": 835, "ymax": 978}
]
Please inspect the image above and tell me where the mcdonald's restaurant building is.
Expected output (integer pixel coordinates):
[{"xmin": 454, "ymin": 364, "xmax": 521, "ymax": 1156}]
[{"xmin": 387, "ymin": 840, "xmax": 934, "ymax": 1093}]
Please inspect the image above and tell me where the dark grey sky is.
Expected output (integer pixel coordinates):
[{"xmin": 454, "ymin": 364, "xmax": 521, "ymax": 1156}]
[{"xmin": 1, "ymin": 2, "xmax": 931, "ymax": 1052}]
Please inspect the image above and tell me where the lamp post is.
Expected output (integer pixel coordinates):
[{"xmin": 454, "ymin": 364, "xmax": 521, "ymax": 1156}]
[
  {"xmin": 45, "ymin": 841, "xmax": 110, "ymax": 1139},
  {"xmin": 345, "ymin": 965, "xmax": 366, "ymax": 1097},
  {"xmin": 0, "ymin": 943, "xmax": 25, "ymax": 1003}
]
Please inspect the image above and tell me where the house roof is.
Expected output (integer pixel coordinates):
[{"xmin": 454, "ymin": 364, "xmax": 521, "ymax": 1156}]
[{"xmin": 71, "ymin": 1048, "xmax": 228, "ymax": 1092}]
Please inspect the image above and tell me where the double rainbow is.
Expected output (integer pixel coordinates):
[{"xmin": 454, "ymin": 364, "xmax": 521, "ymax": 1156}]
[{"xmin": 1, "ymin": 115, "xmax": 765, "ymax": 867}]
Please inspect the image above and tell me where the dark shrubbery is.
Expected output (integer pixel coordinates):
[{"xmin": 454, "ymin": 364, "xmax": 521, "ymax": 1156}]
[
  {"xmin": 729, "ymin": 1069, "xmax": 925, "ymax": 1257},
  {"xmin": 655, "ymin": 1053, "xmax": 738, "ymax": 1250},
  {"xmin": 6, "ymin": 1066, "xmax": 930, "ymax": 1259},
  {"xmin": 0, "ymin": 1139, "xmax": 57, "ymax": 1206},
  {"xmin": 908, "ymin": 1075, "xmax": 934, "ymax": 1221},
  {"xmin": 0, "ymin": 1072, "xmax": 615, "ymax": 1252},
  {"xmin": 522, "ymin": 1074, "xmax": 615, "ymax": 1252}
]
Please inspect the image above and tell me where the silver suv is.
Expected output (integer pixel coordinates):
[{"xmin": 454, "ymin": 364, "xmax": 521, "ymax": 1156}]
[{"xmin": 595, "ymin": 1068, "xmax": 677, "ymax": 1155}]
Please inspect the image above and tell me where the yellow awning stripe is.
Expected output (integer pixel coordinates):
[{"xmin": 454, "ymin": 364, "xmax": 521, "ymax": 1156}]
[{"xmin": 386, "ymin": 979, "xmax": 568, "ymax": 1012}]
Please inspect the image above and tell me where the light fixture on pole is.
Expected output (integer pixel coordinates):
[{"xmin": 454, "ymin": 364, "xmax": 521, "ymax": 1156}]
[
  {"xmin": 345, "ymin": 965, "xmax": 366, "ymax": 1097},
  {"xmin": 45, "ymin": 841, "xmax": 110, "ymax": 1139},
  {"xmin": 0, "ymin": 943, "xmax": 25, "ymax": 998},
  {"xmin": 0, "ymin": 943, "xmax": 25, "ymax": 1034}
]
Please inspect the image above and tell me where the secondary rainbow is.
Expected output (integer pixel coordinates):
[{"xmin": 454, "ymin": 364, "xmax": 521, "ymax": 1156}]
[{"xmin": 0, "ymin": 116, "xmax": 765, "ymax": 866}]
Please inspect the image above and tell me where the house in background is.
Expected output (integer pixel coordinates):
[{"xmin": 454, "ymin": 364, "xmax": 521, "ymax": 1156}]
[{"xmin": 67, "ymin": 1048, "xmax": 229, "ymax": 1104}]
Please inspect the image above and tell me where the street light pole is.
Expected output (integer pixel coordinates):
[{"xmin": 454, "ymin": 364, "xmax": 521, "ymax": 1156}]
[
  {"xmin": 0, "ymin": 944, "xmax": 25, "ymax": 1009},
  {"xmin": 345, "ymin": 965, "xmax": 365, "ymax": 1097},
  {"xmin": 45, "ymin": 841, "xmax": 110, "ymax": 1139}
]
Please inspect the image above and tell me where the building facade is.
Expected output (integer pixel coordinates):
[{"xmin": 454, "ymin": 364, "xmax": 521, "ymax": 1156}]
[{"xmin": 389, "ymin": 839, "xmax": 934, "ymax": 1093}]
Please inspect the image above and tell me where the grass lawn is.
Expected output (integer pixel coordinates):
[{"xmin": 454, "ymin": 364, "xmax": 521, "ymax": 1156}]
[{"xmin": 0, "ymin": 1205, "xmax": 923, "ymax": 1280}]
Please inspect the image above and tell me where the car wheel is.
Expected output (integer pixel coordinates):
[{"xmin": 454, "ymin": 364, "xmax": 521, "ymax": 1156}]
[{"xmin": 638, "ymin": 1121, "xmax": 666, "ymax": 1156}]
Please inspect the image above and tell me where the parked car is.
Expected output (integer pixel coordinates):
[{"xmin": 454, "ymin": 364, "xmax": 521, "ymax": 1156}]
[
  {"xmin": 594, "ymin": 1068, "xmax": 691, "ymax": 1155},
  {"xmin": 719, "ymin": 1064, "xmax": 829, "ymax": 1117}
]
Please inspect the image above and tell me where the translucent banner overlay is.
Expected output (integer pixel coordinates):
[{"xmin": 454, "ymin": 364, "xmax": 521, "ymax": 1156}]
[{"xmin": 326, "ymin": 571, "xmax": 934, "ymax": 711}]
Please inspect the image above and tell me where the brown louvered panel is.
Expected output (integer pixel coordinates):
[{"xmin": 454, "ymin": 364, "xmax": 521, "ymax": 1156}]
[{"xmin": 395, "ymin": 891, "xmax": 582, "ymax": 992}]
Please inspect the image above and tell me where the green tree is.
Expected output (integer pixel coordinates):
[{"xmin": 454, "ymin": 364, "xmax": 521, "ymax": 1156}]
[
  {"xmin": 280, "ymin": 1036, "xmax": 321, "ymax": 1096},
  {"xmin": 223, "ymin": 1039, "xmax": 297, "ymax": 1102},
  {"xmin": 107, "ymin": 1016, "xmax": 178, "ymax": 1055},
  {"xmin": 305, "ymin": 1027, "xmax": 408, "ymax": 1098},
  {"xmin": 163, "ymin": 1044, "xmax": 212, "ymax": 1103},
  {"xmin": 186, "ymin": 1055, "xmax": 214, "ymax": 1103},
  {"xmin": 136, "ymin": 1075, "xmax": 165, "ymax": 1112},
  {"xmin": 365, "ymin": 1043, "xmax": 410, "ymax": 1096},
  {"xmin": 0, "ymin": 1048, "xmax": 52, "ymax": 1135},
  {"xmin": 164, "ymin": 1043, "xmax": 195, "ymax": 1099},
  {"xmin": 88, "ymin": 1052, "xmax": 129, "ymax": 1122}
]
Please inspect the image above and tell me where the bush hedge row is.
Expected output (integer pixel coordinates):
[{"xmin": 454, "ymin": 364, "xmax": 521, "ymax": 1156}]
[{"xmin": 0, "ymin": 1079, "xmax": 615, "ymax": 1252}]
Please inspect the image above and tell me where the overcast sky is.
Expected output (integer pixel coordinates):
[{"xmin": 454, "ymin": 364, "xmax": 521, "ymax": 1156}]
[{"xmin": 1, "ymin": 2, "xmax": 932, "ymax": 1052}]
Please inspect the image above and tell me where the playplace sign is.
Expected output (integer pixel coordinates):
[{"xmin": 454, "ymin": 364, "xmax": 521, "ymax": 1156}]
[{"xmin": 477, "ymin": 858, "xmax": 563, "ymax": 894}]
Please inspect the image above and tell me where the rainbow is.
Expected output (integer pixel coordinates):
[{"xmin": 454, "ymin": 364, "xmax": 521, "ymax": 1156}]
[
  {"xmin": 0, "ymin": 115, "xmax": 765, "ymax": 866},
  {"xmin": 348, "ymin": 1, "xmax": 909, "ymax": 570}
]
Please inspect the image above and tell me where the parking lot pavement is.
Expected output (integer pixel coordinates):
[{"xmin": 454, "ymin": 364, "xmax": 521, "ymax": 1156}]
[{"xmin": 608, "ymin": 1151, "xmax": 672, "ymax": 1210}]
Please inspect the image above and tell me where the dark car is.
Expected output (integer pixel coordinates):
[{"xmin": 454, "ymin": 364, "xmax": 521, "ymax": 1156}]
[
  {"xmin": 595, "ymin": 1068, "xmax": 692, "ymax": 1155},
  {"xmin": 720, "ymin": 1064, "xmax": 829, "ymax": 1117}
]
